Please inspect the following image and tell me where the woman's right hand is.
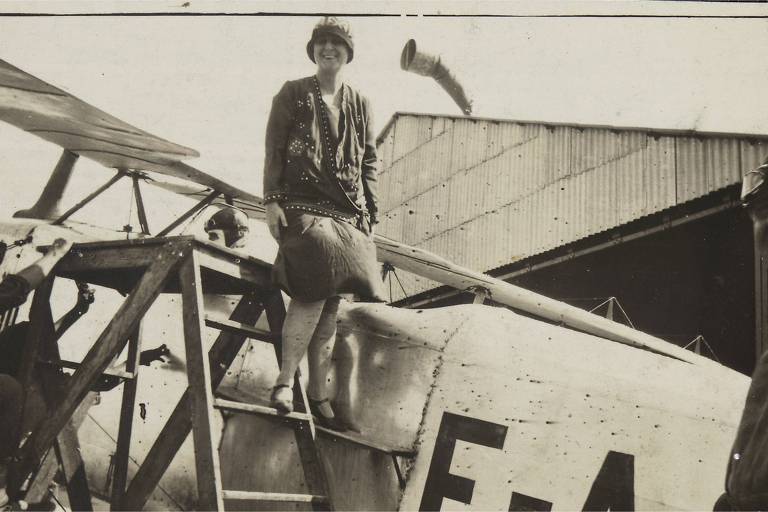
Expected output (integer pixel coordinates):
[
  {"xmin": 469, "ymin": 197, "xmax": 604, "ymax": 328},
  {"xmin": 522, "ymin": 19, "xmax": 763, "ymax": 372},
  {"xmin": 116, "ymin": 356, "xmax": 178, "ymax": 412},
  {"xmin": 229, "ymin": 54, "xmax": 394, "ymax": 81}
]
[{"xmin": 266, "ymin": 202, "xmax": 288, "ymax": 241}]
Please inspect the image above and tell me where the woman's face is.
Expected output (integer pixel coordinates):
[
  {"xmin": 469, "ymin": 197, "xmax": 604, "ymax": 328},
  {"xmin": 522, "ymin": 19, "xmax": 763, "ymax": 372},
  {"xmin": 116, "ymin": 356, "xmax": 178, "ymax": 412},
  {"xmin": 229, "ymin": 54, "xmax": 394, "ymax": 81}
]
[{"xmin": 313, "ymin": 34, "xmax": 349, "ymax": 73}]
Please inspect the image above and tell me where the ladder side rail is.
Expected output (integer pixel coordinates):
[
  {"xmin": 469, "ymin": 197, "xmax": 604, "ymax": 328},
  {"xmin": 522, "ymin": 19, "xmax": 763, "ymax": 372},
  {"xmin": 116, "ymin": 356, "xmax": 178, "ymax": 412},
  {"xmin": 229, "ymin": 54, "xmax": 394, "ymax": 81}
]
[
  {"xmin": 120, "ymin": 292, "xmax": 265, "ymax": 511},
  {"xmin": 264, "ymin": 294, "xmax": 335, "ymax": 511},
  {"xmin": 180, "ymin": 251, "xmax": 225, "ymax": 510},
  {"xmin": 110, "ymin": 324, "xmax": 144, "ymax": 510}
]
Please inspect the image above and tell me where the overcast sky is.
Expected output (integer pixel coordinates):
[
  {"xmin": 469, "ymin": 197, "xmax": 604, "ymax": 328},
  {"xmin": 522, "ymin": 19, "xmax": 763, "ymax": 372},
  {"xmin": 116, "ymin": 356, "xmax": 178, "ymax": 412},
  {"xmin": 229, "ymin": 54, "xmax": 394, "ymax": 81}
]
[{"xmin": 0, "ymin": 2, "xmax": 767, "ymax": 228}]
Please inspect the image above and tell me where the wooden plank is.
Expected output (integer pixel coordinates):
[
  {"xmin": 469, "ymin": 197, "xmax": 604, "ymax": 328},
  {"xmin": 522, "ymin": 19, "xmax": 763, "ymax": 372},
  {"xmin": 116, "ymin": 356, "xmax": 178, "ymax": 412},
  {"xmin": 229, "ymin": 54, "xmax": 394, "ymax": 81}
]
[
  {"xmin": 179, "ymin": 252, "xmax": 224, "ymax": 511},
  {"xmin": 110, "ymin": 324, "xmax": 143, "ymax": 510},
  {"xmin": 55, "ymin": 245, "xmax": 163, "ymax": 272},
  {"xmin": 120, "ymin": 292, "xmax": 265, "ymax": 511},
  {"xmin": 204, "ymin": 315, "xmax": 278, "ymax": 343},
  {"xmin": 222, "ymin": 490, "xmax": 327, "ymax": 503},
  {"xmin": 213, "ymin": 399, "xmax": 312, "ymax": 422},
  {"xmin": 11, "ymin": 241, "xmax": 185, "ymax": 492},
  {"xmin": 55, "ymin": 237, "xmax": 180, "ymax": 252},
  {"xmin": 52, "ymin": 170, "xmax": 125, "ymax": 225},
  {"xmin": 315, "ymin": 426, "xmax": 415, "ymax": 457}
]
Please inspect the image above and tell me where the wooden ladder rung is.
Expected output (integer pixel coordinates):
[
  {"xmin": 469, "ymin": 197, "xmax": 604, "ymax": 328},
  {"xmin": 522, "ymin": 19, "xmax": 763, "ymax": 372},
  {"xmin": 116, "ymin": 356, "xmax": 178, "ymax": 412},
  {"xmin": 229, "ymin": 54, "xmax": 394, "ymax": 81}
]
[
  {"xmin": 204, "ymin": 315, "xmax": 279, "ymax": 343},
  {"xmin": 37, "ymin": 359, "xmax": 135, "ymax": 380},
  {"xmin": 213, "ymin": 398, "xmax": 312, "ymax": 422},
  {"xmin": 315, "ymin": 425, "xmax": 416, "ymax": 457},
  {"xmin": 222, "ymin": 490, "xmax": 328, "ymax": 504}
]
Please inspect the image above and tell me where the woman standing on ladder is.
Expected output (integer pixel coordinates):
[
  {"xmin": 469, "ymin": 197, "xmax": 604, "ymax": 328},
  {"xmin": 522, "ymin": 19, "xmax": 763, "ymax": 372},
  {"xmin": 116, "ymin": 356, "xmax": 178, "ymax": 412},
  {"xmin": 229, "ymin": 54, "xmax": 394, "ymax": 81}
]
[{"xmin": 263, "ymin": 16, "xmax": 385, "ymax": 431}]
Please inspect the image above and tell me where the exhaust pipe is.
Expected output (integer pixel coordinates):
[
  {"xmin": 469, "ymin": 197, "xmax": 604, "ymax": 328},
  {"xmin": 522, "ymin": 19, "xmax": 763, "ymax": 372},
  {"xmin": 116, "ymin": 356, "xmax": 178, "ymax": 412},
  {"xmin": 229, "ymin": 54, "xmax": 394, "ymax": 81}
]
[
  {"xmin": 14, "ymin": 149, "xmax": 78, "ymax": 220},
  {"xmin": 400, "ymin": 39, "xmax": 473, "ymax": 116}
]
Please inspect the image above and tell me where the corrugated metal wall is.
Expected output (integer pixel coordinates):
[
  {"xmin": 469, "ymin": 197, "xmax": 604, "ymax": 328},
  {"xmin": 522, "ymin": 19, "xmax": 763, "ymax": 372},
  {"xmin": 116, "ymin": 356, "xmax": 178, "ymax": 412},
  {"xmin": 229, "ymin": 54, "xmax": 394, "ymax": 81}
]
[{"xmin": 376, "ymin": 113, "xmax": 768, "ymax": 301}]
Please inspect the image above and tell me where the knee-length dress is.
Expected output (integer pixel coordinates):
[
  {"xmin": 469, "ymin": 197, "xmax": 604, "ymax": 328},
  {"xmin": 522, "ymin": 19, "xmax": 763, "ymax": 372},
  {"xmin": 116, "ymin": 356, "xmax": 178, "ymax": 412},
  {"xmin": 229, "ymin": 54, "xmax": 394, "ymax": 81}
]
[{"xmin": 262, "ymin": 76, "xmax": 386, "ymax": 303}]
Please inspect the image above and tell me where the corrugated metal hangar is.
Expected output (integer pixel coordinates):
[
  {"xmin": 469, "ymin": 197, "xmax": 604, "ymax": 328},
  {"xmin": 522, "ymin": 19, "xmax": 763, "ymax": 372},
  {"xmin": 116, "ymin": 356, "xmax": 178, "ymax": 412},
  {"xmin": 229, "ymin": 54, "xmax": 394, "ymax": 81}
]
[{"xmin": 375, "ymin": 112, "xmax": 768, "ymax": 375}]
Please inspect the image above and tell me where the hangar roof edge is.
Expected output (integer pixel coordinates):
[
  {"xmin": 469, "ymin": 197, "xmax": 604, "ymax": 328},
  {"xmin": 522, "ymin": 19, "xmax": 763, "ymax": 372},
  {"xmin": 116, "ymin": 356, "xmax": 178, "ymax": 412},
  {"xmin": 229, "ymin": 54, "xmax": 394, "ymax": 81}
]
[{"xmin": 376, "ymin": 111, "xmax": 768, "ymax": 147}]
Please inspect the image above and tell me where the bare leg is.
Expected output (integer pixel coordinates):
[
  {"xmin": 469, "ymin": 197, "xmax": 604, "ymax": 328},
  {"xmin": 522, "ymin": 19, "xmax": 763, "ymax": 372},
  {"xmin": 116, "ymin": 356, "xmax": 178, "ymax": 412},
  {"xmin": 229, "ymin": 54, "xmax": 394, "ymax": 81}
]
[
  {"xmin": 272, "ymin": 298, "xmax": 327, "ymax": 409},
  {"xmin": 307, "ymin": 297, "xmax": 341, "ymax": 417}
]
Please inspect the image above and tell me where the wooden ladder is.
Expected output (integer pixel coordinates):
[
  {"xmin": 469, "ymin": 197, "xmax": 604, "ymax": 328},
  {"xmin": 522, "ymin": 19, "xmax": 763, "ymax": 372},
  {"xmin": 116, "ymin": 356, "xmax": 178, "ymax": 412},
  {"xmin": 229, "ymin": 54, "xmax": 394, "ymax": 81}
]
[
  {"xmin": 202, "ymin": 301, "xmax": 335, "ymax": 510},
  {"xmin": 175, "ymin": 250, "xmax": 335, "ymax": 511}
]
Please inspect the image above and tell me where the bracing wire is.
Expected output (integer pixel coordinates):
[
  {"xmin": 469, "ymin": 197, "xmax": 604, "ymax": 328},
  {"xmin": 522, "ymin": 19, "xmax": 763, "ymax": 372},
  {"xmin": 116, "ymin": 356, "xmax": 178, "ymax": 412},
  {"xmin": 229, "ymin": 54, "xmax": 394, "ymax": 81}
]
[
  {"xmin": 391, "ymin": 269, "xmax": 408, "ymax": 298},
  {"xmin": 125, "ymin": 178, "xmax": 135, "ymax": 240}
]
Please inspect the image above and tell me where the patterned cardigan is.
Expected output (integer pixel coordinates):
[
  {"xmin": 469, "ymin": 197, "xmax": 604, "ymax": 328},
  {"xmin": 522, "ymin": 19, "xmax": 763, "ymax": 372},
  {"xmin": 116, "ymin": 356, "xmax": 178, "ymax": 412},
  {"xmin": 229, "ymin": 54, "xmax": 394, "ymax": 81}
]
[{"xmin": 262, "ymin": 76, "xmax": 380, "ymax": 225}]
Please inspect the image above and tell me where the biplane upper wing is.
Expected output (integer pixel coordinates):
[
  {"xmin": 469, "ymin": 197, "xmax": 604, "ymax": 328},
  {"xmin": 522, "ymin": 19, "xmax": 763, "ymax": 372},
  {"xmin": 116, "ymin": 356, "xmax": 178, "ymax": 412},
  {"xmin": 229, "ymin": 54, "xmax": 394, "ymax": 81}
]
[
  {"xmin": 0, "ymin": 59, "xmax": 264, "ymax": 209},
  {"xmin": 0, "ymin": 59, "xmax": 199, "ymax": 162},
  {"xmin": 145, "ymin": 174, "xmax": 265, "ymax": 219}
]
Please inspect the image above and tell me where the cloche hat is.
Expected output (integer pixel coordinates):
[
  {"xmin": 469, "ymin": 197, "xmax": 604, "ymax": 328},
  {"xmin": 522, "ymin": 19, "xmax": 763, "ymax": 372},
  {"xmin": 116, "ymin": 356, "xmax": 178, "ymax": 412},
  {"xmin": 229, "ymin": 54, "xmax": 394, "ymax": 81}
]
[{"xmin": 306, "ymin": 16, "xmax": 354, "ymax": 63}]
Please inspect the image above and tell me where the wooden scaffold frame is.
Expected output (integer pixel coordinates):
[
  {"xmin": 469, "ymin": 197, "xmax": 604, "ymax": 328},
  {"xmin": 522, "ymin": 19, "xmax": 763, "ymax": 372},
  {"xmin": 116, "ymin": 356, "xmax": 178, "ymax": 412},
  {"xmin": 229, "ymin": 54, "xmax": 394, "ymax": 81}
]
[{"xmin": 7, "ymin": 235, "xmax": 338, "ymax": 511}]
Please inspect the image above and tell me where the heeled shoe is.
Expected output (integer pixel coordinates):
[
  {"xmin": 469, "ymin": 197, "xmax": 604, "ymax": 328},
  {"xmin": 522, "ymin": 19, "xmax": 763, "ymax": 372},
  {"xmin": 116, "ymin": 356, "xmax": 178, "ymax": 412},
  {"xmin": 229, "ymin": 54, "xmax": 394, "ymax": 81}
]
[
  {"xmin": 270, "ymin": 384, "xmax": 293, "ymax": 414},
  {"xmin": 308, "ymin": 398, "xmax": 348, "ymax": 432}
]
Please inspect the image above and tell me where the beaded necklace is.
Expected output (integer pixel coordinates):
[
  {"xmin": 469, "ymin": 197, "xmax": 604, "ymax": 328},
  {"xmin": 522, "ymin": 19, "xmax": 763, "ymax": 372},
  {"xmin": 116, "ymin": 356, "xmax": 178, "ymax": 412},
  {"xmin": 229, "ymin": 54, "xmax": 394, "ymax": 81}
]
[{"xmin": 311, "ymin": 76, "xmax": 365, "ymax": 218}]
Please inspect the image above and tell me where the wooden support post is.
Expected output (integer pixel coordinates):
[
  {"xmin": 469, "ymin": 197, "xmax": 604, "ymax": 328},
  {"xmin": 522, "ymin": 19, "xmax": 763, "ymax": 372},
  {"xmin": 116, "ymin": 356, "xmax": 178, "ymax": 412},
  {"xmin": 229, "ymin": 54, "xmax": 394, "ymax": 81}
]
[
  {"xmin": 53, "ymin": 170, "xmax": 126, "ymax": 225},
  {"xmin": 110, "ymin": 324, "xmax": 143, "ymax": 510},
  {"xmin": 18, "ymin": 276, "xmax": 93, "ymax": 509},
  {"xmin": 10, "ymin": 242, "xmax": 184, "ymax": 494},
  {"xmin": 24, "ymin": 394, "xmax": 98, "ymax": 505},
  {"xmin": 120, "ymin": 292, "xmax": 265, "ymax": 511},
  {"xmin": 52, "ymin": 418, "xmax": 93, "ymax": 510},
  {"xmin": 132, "ymin": 176, "xmax": 151, "ymax": 235},
  {"xmin": 179, "ymin": 252, "xmax": 224, "ymax": 510}
]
